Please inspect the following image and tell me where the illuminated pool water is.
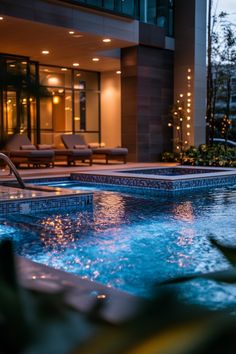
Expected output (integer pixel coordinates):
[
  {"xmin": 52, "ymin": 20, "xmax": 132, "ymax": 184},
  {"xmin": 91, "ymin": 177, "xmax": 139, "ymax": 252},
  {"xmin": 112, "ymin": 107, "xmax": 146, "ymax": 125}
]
[{"xmin": 1, "ymin": 181, "xmax": 236, "ymax": 308}]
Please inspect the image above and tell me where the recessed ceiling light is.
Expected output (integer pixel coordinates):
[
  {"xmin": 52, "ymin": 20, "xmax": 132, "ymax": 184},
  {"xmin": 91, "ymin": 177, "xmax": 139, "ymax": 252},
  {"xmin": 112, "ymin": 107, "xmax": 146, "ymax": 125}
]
[
  {"xmin": 9, "ymin": 64, "xmax": 15, "ymax": 68},
  {"xmin": 116, "ymin": 70, "xmax": 121, "ymax": 74},
  {"xmin": 0, "ymin": 17, "xmax": 4, "ymax": 21},
  {"xmin": 73, "ymin": 63, "xmax": 80, "ymax": 66},
  {"xmin": 69, "ymin": 31, "xmax": 75, "ymax": 34},
  {"xmin": 61, "ymin": 68, "xmax": 68, "ymax": 71},
  {"xmin": 103, "ymin": 38, "xmax": 111, "ymax": 43},
  {"xmin": 21, "ymin": 61, "xmax": 27, "ymax": 65},
  {"xmin": 92, "ymin": 58, "xmax": 99, "ymax": 62},
  {"xmin": 42, "ymin": 50, "xmax": 49, "ymax": 55}
]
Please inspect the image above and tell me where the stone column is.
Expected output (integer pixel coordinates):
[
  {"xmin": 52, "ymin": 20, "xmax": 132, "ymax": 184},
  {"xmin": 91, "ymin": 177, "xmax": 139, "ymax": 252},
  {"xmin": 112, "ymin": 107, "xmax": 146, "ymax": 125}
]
[{"xmin": 174, "ymin": 0, "xmax": 207, "ymax": 147}]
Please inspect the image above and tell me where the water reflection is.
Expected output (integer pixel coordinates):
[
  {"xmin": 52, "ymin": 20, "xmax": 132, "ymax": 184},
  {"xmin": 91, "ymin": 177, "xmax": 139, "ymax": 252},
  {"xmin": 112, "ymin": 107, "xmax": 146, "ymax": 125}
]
[
  {"xmin": 172, "ymin": 201, "xmax": 194, "ymax": 221},
  {"xmin": 40, "ymin": 214, "xmax": 75, "ymax": 248}
]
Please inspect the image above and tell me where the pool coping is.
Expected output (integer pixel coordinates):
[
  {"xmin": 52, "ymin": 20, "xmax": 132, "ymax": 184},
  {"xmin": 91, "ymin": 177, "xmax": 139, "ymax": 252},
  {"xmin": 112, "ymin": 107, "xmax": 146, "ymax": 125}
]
[
  {"xmin": 70, "ymin": 166, "xmax": 236, "ymax": 191},
  {"xmin": 0, "ymin": 184, "xmax": 93, "ymax": 215},
  {"xmin": 17, "ymin": 255, "xmax": 141, "ymax": 324}
]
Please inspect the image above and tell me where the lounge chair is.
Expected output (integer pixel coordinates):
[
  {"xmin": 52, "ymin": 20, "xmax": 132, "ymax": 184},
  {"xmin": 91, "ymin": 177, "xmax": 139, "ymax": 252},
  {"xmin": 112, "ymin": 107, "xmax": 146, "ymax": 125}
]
[
  {"xmin": 57, "ymin": 136, "xmax": 93, "ymax": 166},
  {"xmin": 61, "ymin": 134, "xmax": 128, "ymax": 164},
  {"xmin": 5, "ymin": 134, "xmax": 55, "ymax": 168}
]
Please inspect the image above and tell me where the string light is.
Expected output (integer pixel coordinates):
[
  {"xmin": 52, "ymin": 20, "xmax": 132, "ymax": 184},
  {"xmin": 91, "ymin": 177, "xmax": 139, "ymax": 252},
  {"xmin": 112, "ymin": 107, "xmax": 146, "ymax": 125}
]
[{"xmin": 170, "ymin": 67, "xmax": 193, "ymax": 153}]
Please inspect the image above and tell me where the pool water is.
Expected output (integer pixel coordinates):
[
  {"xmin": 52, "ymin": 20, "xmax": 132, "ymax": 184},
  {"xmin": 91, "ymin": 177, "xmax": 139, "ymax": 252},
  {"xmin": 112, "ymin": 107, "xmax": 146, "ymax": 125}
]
[{"xmin": 1, "ymin": 181, "xmax": 236, "ymax": 308}]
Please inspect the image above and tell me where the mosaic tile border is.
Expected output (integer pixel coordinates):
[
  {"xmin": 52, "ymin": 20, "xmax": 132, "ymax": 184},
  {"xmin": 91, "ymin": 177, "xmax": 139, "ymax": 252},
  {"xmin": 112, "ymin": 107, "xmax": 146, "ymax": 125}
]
[
  {"xmin": 70, "ymin": 172, "xmax": 236, "ymax": 192},
  {"xmin": 0, "ymin": 193, "xmax": 93, "ymax": 216}
]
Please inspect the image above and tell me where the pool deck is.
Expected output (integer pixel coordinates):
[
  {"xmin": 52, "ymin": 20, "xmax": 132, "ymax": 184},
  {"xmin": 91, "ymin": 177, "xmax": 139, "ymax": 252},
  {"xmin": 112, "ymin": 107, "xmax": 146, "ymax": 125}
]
[{"xmin": 2, "ymin": 161, "xmax": 236, "ymax": 324}]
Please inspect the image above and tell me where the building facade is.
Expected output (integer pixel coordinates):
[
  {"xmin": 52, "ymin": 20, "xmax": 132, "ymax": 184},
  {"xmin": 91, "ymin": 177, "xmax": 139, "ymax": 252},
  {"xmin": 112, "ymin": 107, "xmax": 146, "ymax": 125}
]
[{"xmin": 0, "ymin": 0, "xmax": 206, "ymax": 161}]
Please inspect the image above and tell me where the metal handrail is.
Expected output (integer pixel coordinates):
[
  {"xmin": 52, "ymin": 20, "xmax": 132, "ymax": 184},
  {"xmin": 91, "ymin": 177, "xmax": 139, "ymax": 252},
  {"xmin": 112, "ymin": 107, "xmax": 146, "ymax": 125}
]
[{"xmin": 0, "ymin": 153, "xmax": 26, "ymax": 189}]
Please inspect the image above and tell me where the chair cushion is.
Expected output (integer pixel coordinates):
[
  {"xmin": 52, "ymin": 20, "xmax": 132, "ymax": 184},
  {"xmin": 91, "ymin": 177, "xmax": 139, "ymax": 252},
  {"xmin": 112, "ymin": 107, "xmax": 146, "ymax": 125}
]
[
  {"xmin": 20, "ymin": 144, "xmax": 36, "ymax": 150},
  {"xmin": 69, "ymin": 149, "xmax": 92, "ymax": 157},
  {"xmin": 10, "ymin": 150, "xmax": 54, "ymax": 157},
  {"xmin": 92, "ymin": 147, "xmax": 128, "ymax": 156}
]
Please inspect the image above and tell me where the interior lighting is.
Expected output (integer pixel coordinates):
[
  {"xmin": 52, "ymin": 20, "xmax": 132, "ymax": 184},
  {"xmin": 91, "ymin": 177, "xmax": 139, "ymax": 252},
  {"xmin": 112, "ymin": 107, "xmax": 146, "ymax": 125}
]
[
  {"xmin": 103, "ymin": 38, "xmax": 111, "ymax": 43},
  {"xmin": 69, "ymin": 31, "xmax": 75, "ymax": 34},
  {"xmin": 48, "ymin": 77, "xmax": 59, "ymax": 85},
  {"xmin": 0, "ymin": 17, "xmax": 4, "ymax": 21},
  {"xmin": 92, "ymin": 57, "xmax": 99, "ymax": 62},
  {"xmin": 42, "ymin": 50, "xmax": 50, "ymax": 55},
  {"xmin": 187, "ymin": 132, "xmax": 190, "ymax": 136},
  {"xmin": 53, "ymin": 96, "xmax": 60, "ymax": 104},
  {"xmin": 61, "ymin": 68, "xmax": 67, "ymax": 71},
  {"xmin": 187, "ymin": 92, "xmax": 191, "ymax": 97},
  {"xmin": 187, "ymin": 124, "xmax": 191, "ymax": 128},
  {"xmin": 179, "ymin": 93, "xmax": 184, "ymax": 97},
  {"xmin": 73, "ymin": 63, "xmax": 79, "ymax": 66},
  {"xmin": 188, "ymin": 68, "xmax": 191, "ymax": 72},
  {"xmin": 187, "ymin": 76, "xmax": 191, "ymax": 80},
  {"xmin": 116, "ymin": 70, "xmax": 121, "ymax": 74}
]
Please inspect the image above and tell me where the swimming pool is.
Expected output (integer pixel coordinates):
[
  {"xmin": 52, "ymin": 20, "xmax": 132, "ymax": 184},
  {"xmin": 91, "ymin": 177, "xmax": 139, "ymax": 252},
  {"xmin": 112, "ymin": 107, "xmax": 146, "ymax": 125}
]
[{"xmin": 1, "ymin": 180, "xmax": 236, "ymax": 308}]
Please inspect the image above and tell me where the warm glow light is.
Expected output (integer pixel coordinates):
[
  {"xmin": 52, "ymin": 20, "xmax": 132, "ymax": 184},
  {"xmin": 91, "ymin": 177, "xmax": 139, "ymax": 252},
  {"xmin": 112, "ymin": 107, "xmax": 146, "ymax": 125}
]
[
  {"xmin": 177, "ymin": 126, "xmax": 180, "ymax": 130},
  {"xmin": 61, "ymin": 68, "xmax": 67, "ymax": 71},
  {"xmin": 187, "ymin": 98, "xmax": 191, "ymax": 102},
  {"xmin": 73, "ymin": 63, "xmax": 79, "ymax": 66},
  {"xmin": 187, "ymin": 116, "xmax": 191, "ymax": 120},
  {"xmin": 69, "ymin": 31, "xmax": 75, "ymax": 34},
  {"xmin": 0, "ymin": 17, "xmax": 4, "ymax": 21},
  {"xmin": 187, "ymin": 76, "xmax": 191, "ymax": 80},
  {"xmin": 187, "ymin": 124, "xmax": 191, "ymax": 128},
  {"xmin": 92, "ymin": 57, "xmax": 99, "ymax": 62},
  {"xmin": 74, "ymin": 117, "xmax": 80, "ymax": 121},
  {"xmin": 103, "ymin": 38, "xmax": 111, "ymax": 43},
  {"xmin": 179, "ymin": 93, "xmax": 184, "ymax": 97},
  {"xmin": 187, "ymin": 132, "xmax": 190, "ymax": 136},
  {"xmin": 116, "ymin": 70, "xmax": 121, "ymax": 74},
  {"xmin": 53, "ymin": 96, "xmax": 60, "ymax": 104},
  {"xmin": 187, "ymin": 92, "xmax": 191, "ymax": 97},
  {"xmin": 188, "ymin": 68, "xmax": 191, "ymax": 72},
  {"xmin": 42, "ymin": 50, "xmax": 49, "ymax": 55},
  {"xmin": 187, "ymin": 103, "xmax": 191, "ymax": 107},
  {"xmin": 187, "ymin": 109, "xmax": 191, "ymax": 113},
  {"xmin": 168, "ymin": 123, "xmax": 172, "ymax": 127},
  {"xmin": 48, "ymin": 77, "xmax": 59, "ymax": 85}
]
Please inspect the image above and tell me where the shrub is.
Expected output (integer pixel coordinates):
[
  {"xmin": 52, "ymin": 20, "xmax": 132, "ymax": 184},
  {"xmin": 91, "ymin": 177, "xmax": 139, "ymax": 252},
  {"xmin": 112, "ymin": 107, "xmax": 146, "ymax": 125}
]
[{"xmin": 182, "ymin": 144, "xmax": 236, "ymax": 167}]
